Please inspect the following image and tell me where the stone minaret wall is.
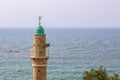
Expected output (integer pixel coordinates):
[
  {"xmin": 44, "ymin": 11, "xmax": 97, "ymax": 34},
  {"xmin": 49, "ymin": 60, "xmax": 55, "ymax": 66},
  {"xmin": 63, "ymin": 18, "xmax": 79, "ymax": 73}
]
[{"xmin": 31, "ymin": 34, "xmax": 49, "ymax": 80}]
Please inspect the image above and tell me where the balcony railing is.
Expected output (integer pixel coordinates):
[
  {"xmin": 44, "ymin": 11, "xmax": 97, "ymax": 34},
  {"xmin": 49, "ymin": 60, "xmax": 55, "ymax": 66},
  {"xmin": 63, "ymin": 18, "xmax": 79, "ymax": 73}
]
[{"xmin": 30, "ymin": 48, "xmax": 50, "ymax": 59}]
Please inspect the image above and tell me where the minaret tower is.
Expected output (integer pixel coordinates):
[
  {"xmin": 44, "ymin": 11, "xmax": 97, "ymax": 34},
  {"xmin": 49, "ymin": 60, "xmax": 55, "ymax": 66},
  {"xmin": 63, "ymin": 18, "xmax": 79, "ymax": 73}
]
[{"xmin": 30, "ymin": 16, "xmax": 50, "ymax": 80}]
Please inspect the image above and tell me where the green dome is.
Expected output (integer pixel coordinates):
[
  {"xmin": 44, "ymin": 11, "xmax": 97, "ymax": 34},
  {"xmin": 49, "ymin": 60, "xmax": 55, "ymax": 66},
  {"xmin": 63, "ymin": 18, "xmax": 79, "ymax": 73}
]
[{"xmin": 34, "ymin": 25, "xmax": 44, "ymax": 35}]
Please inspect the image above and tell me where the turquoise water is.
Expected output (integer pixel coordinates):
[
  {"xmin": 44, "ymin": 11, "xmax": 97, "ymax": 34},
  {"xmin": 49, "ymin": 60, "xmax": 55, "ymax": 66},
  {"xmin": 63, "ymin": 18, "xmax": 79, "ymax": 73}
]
[{"xmin": 0, "ymin": 28, "xmax": 120, "ymax": 80}]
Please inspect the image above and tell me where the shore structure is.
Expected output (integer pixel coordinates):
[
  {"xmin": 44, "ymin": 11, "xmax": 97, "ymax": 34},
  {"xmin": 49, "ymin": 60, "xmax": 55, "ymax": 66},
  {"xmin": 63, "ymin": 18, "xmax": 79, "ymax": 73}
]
[{"xmin": 30, "ymin": 16, "xmax": 50, "ymax": 80}]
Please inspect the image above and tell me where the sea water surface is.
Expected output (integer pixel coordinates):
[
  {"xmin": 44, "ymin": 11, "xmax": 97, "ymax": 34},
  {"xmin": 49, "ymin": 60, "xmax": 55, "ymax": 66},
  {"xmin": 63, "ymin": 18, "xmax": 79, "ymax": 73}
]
[{"xmin": 0, "ymin": 28, "xmax": 120, "ymax": 80}]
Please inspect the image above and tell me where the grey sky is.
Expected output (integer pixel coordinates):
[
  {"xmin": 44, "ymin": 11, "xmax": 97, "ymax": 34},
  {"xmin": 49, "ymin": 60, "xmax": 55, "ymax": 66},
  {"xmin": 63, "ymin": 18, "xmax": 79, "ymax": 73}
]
[{"xmin": 0, "ymin": 0, "xmax": 120, "ymax": 28}]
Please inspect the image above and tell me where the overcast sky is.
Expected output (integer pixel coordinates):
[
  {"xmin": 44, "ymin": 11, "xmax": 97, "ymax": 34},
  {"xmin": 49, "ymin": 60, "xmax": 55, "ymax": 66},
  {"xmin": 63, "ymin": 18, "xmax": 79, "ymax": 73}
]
[{"xmin": 0, "ymin": 0, "xmax": 120, "ymax": 28}]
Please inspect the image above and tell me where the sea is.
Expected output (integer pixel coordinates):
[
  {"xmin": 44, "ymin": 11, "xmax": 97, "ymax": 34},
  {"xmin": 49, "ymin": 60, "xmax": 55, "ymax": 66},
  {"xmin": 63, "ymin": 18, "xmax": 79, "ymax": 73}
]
[{"xmin": 0, "ymin": 28, "xmax": 120, "ymax": 80}]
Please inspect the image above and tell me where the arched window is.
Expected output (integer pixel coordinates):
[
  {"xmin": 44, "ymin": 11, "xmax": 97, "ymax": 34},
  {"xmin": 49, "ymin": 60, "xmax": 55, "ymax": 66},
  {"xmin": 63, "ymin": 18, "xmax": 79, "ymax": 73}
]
[{"xmin": 37, "ymin": 46, "xmax": 40, "ymax": 57}]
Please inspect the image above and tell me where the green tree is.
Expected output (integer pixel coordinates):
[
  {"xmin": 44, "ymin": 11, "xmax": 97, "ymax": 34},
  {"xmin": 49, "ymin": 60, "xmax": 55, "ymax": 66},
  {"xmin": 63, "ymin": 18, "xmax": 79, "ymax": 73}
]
[{"xmin": 82, "ymin": 66, "xmax": 120, "ymax": 80}]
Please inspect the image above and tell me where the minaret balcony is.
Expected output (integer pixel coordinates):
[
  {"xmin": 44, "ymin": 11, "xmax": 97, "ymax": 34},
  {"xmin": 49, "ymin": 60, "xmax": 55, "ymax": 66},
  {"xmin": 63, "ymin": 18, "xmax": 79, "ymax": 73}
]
[{"xmin": 30, "ymin": 49, "xmax": 49, "ymax": 59}]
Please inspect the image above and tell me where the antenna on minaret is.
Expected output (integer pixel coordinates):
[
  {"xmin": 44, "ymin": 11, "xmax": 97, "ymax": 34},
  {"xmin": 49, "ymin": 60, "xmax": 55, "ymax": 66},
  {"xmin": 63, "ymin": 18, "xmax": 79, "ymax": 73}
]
[{"xmin": 39, "ymin": 16, "xmax": 42, "ymax": 26}]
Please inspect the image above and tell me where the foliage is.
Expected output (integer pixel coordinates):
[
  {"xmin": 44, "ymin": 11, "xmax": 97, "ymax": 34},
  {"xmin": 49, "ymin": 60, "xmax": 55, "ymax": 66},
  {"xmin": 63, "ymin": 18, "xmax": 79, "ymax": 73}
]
[{"xmin": 82, "ymin": 66, "xmax": 120, "ymax": 80}]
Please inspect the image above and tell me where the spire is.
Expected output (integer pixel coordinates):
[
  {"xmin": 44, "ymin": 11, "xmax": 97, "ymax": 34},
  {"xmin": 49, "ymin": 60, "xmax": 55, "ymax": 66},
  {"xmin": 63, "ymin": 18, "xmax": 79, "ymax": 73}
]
[
  {"xmin": 39, "ymin": 16, "xmax": 42, "ymax": 26},
  {"xmin": 34, "ymin": 16, "xmax": 44, "ymax": 35}
]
